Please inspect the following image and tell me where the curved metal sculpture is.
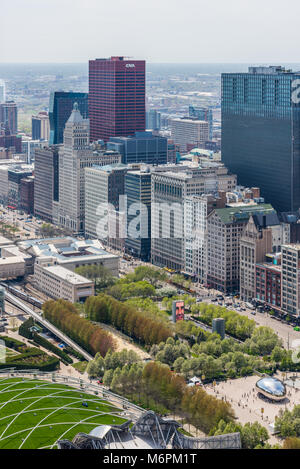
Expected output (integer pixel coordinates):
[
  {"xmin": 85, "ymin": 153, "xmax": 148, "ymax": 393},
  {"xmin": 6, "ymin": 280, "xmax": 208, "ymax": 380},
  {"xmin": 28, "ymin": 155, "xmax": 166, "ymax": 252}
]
[{"xmin": 57, "ymin": 411, "xmax": 241, "ymax": 450}]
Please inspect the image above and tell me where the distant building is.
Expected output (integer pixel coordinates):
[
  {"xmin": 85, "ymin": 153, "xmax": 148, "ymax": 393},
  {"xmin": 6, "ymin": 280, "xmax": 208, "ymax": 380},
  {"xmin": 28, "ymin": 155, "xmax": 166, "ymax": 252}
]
[
  {"xmin": 167, "ymin": 139, "xmax": 180, "ymax": 164},
  {"xmin": 0, "ymin": 81, "xmax": 5, "ymax": 103},
  {"xmin": 21, "ymin": 136, "xmax": 44, "ymax": 163},
  {"xmin": 0, "ymin": 101, "xmax": 17, "ymax": 134},
  {"xmin": 19, "ymin": 176, "xmax": 34, "ymax": 214},
  {"xmin": 189, "ymin": 106, "xmax": 213, "ymax": 140},
  {"xmin": 49, "ymin": 91, "xmax": 88, "ymax": 145},
  {"xmin": 107, "ymin": 131, "xmax": 167, "ymax": 165},
  {"xmin": 0, "ymin": 131, "xmax": 22, "ymax": 153},
  {"xmin": 170, "ymin": 118, "xmax": 209, "ymax": 153},
  {"xmin": 146, "ymin": 109, "xmax": 161, "ymax": 131},
  {"xmin": 31, "ymin": 111, "xmax": 50, "ymax": 141},
  {"xmin": 89, "ymin": 56, "xmax": 145, "ymax": 142}
]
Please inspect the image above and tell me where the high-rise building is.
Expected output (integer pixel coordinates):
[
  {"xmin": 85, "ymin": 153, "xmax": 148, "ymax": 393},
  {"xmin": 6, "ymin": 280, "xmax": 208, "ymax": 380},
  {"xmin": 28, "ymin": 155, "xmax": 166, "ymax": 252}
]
[
  {"xmin": 19, "ymin": 176, "xmax": 34, "ymax": 214},
  {"xmin": 107, "ymin": 131, "xmax": 167, "ymax": 165},
  {"xmin": 89, "ymin": 56, "xmax": 145, "ymax": 142},
  {"xmin": 222, "ymin": 66, "xmax": 300, "ymax": 212},
  {"xmin": 146, "ymin": 109, "xmax": 161, "ymax": 131},
  {"xmin": 55, "ymin": 104, "xmax": 118, "ymax": 233},
  {"xmin": 84, "ymin": 163, "xmax": 128, "ymax": 239},
  {"xmin": 0, "ymin": 81, "xmax": 5, "ymax": 103},
  {"xmin": 184, "ymin": 194, "xmax": 225, "ymax": 282},
  {"xmin": 170, "ymin": 118, "xmax": 209, "ymax": 153},
  {"xmin": 189, "ymin": 106, "xmax": 213, "ymax": 140},
  {"xmin": 206, "ymin": 204, "xmax": 275, "ymax": 294},
  {"xmin": 239, "ymin": 214, "xmax": 275, "ymax": 301},
  {"xmin": 34, "ymin": 145, "xmax": 60, "ymax": 222},
  {"xmin": 32, "ymin": 111, "xmax": 50, "ymax": 141},
  {"xmin": 125, "ymin": 169, "xmax": 151, "ymax": 261},
  {"xmin": 49, "ymin": 91, "xmax": 88, "ymax": 145},
  {"xmin": 0, "ymin": 101, "xmax": 18, "ymax": 134},
  {"xmin": 151, "ymin": 163, "xmax": 236, "ymax": 271},
  {"xmin": 281, "ymin": 244, "xmax": 300, "ymax": 316}
]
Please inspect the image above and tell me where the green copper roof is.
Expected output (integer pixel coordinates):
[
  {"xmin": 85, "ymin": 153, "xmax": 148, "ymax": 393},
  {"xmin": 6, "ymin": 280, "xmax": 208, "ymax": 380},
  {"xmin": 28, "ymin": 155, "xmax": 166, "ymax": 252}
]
[{"xmin": 214, "ymin": 203, "xmax": 274, "ymax": 224}]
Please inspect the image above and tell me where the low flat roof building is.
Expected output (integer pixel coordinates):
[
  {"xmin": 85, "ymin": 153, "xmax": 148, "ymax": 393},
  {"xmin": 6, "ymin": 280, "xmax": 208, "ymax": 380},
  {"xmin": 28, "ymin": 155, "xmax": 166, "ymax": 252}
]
[{"xmin": 34, "ymin": 257, "xmax": 94, "ymax": 302}]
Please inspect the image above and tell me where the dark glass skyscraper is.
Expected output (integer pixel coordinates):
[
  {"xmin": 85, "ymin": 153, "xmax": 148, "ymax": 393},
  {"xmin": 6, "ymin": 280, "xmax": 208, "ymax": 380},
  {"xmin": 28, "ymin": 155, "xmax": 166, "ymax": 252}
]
[
  {"xmin": 49, "ymin": 92, "xmax": 88, "ymax": 145},
  {"xmin": 107, "ymin": 131, "xmax": 167, "ymax": 165},
  {"xmin": 125, "ymin": 170, "xmax": 151, "ymax": 261},
  {"xmin": 89, "ymin": 56, "xmax": 145, "ymax": 142},
  {"xmin": 222, "ymin": 66, "xmax": 300, "ymax": 212}
]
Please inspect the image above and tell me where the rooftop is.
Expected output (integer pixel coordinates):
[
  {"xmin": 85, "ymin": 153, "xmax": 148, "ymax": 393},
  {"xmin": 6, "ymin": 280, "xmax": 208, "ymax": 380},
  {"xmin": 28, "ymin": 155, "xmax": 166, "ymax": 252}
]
[
  {"xmin": 18, "ymin": 237, "xmax": 118, "ymax": 263},
  {"xmin": 43, "ymin": 264, "xmax": 93, "ymax": 285},
  {"xmin": 213, "ymin": 204, "xmax": 274, "ymax": 224}
]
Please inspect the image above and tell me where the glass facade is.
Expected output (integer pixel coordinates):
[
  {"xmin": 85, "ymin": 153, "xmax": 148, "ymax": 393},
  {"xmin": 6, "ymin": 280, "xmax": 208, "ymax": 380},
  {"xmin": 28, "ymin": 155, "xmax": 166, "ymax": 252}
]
[
  {"xmin": 89, "ymin": 57, "xmax": 145, "ymax": 143},
  {"xmin": 125, "ymin": 172, "xmax": 151, "ymax": 261},
  {"xmin": 107, "ymin": 131, "xmax": 167, "ymax": 165},
  {"xmin": 222, "ymin": 67, "xmax": 300, "ymax": 212},
  {"xmin": 49, "ymin": 92, "xmax": 88, "ymax": 145}
]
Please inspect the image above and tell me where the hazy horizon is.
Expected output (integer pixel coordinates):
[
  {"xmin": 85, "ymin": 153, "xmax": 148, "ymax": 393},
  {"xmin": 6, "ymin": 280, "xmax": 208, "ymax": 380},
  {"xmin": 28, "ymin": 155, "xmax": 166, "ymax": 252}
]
[{"xmin": 2, "ymin": 0, "xmax": 300, "ymax": 63}]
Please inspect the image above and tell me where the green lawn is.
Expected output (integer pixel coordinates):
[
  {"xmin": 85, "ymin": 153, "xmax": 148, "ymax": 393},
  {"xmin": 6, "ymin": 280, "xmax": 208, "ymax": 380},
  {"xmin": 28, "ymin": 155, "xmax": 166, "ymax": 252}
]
[{"xmin": 0, "ymin": 377, "xmax": 126, "ymax": 449}]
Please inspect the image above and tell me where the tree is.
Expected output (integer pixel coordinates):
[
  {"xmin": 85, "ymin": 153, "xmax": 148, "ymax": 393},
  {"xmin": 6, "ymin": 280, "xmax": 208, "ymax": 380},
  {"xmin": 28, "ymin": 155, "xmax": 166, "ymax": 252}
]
[
  {"xmin": 213, "ymin": 419, "xmax": 269, "ymax": 449},
  {"xmin": 283, "ymin": 437, "xmax": 300, "ymax": 449},
  {"xmin": 75, "ymin": 264, "xmax": 115, "ymax": 291}
]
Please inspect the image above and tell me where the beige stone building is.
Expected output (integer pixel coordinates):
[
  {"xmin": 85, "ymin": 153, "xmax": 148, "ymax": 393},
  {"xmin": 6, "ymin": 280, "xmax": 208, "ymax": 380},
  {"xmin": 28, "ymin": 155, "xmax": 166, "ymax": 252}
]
[
  {"xmin": 239, "ymin": 215, "xmax": 273, "ymax": 301},
  {"xmin": 34, "ymin": 257, "xmax": 94, "ymax": 303}
]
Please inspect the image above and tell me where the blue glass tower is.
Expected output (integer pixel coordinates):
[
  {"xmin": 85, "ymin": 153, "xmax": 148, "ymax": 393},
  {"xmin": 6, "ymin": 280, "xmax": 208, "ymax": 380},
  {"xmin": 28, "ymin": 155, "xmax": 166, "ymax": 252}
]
[
  {"xmin": 222, "ymin": 66, "xmax": 300, "ymax": 212},
  {"xmin": 107, "ymin": 131, "xmax": 167, "ymax": 165},
  {"xmin": 49, "ymin": 92, "xmax": 88, "ymax": 145}
]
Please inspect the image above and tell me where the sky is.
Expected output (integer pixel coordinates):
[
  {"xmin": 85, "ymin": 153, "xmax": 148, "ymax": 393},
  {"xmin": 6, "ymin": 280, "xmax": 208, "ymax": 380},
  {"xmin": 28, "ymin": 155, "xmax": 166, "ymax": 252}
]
[{"xmin": 2, "ymin": 0, "xmax": 300, "ymax": 63}]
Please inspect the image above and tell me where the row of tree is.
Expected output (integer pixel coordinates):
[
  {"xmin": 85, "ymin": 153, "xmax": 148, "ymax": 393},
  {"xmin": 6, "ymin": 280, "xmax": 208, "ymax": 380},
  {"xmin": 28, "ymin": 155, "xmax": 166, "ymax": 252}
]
[
  {"xmin": 85, "ymin": 294, "xmax": 173, "ymax": 346},
  {"xmin": 102, "ymin": 360, "xmax": 234, "ymax": 434},
  {"xmin": 192, "ymin": 303, "xmax": 256, "ymax": 340},
  {"xmin": 42, "ymin": 299, "xmax": 115, "ymax": 357}
]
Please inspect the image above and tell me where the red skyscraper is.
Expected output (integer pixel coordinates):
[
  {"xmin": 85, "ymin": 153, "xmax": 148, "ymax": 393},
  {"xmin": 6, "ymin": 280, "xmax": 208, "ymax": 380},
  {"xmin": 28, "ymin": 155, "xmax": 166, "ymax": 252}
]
[{"xmin": 89, "ymin": 56, "xmax": 146, "ymax": 142}]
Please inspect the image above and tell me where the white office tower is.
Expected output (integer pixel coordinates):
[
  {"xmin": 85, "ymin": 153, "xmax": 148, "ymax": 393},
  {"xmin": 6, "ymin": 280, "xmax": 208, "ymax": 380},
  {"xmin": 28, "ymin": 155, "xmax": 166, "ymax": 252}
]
[
  {"xmin": 0, "ymin": 81, "xmax": 5, "ymax": 104},
  {"xmin": 184, "ymin": 195, "xmax": 211, "ymax": 283},
  {"xmin": 55, "ymin": 103, "xmax": 112, "ymax": 233}
]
